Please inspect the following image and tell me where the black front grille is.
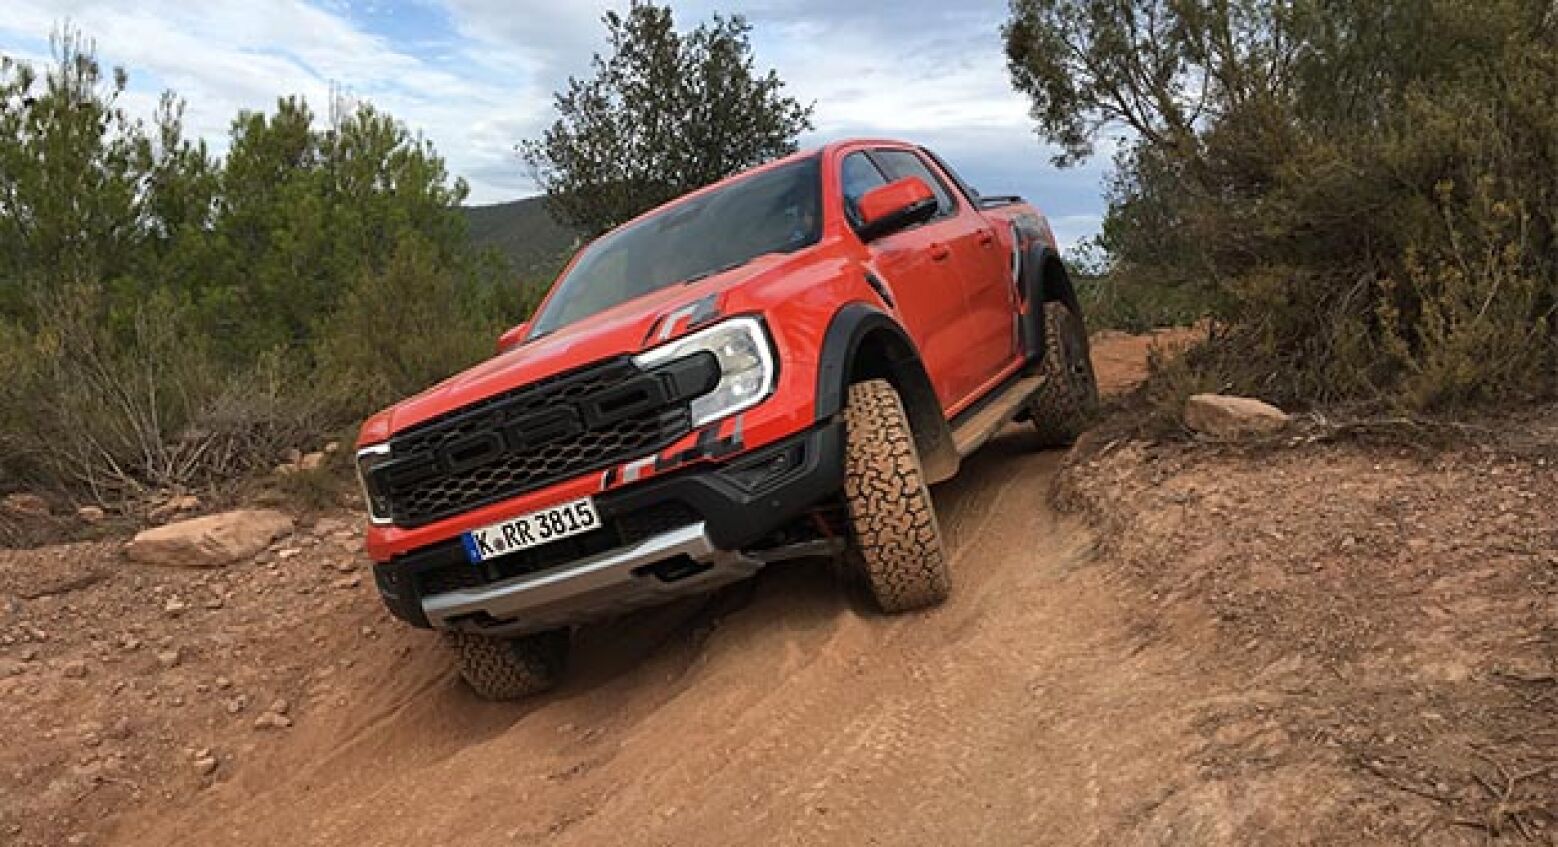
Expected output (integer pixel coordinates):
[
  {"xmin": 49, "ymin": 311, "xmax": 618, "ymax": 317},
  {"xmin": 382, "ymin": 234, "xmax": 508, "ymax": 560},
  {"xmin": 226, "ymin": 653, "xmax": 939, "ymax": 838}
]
[
  {"xmin": 380, "ymin": 359, "xmax": 694, "ymax": 527},
  {"xmin": 412, "ymin": 500, "xmax": 701, "ymax": 598}
]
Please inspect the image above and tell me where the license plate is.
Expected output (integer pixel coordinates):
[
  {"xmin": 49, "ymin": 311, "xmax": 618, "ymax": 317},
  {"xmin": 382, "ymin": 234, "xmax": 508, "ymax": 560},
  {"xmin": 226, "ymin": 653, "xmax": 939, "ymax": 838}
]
[{"xmin": 461, "ymin": 497, "xmax": 601, "ymax": 563}]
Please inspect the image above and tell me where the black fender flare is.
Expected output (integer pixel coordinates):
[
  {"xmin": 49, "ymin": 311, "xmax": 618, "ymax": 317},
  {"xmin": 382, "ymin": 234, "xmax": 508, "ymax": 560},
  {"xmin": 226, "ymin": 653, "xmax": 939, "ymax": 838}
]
[
  {"xmin": 1016, "ymin": 243, "xmax": 1082, "ymax": 364},
  {"xmin": 813, "ymin": 303, "xmax": 959, "ymax": 484}
]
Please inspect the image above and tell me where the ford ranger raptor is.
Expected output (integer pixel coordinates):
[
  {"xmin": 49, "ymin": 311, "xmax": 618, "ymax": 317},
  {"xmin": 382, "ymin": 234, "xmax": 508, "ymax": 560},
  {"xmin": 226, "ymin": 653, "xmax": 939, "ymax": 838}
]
[{"xmin": 356, "ymin": 139, "xmax": 1098, "ymax": 699}]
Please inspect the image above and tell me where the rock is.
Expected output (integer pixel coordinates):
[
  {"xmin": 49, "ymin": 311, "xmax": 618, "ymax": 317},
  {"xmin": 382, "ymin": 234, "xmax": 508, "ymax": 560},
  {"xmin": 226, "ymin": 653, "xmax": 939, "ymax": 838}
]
[
  {"xmin": 269, "ymin": 698, "xmax": 290, "ymax": 715},
  {"xmin": 193, "ymin": 755, "xmax": 218, "ymax": 775},
  {"xmin": 149, "ymin": 494, "xmax": 202, "ymax": 521},
  {"xmin": 225, "ymin": 695, "xmax": 248, "ymax": 715},
  {"xmin": 163, "ymin": 598, "xmax": 187, "ymax": 617},
  {"xmin": 62, "ymin": 660, "xmax": 88, "ymax": 679},
  {"xmin": 155, "ymin": 649, "xmax": 181, "ymax": 669},
  {"xmin": 125, "ymin": 510, "xmax": 294, "ymax": 568},
  {"xmin": 1, "ymin": 492, "xmax": 49, "ymax": 517},
  {"xmin": 332, "ymin": 576, "xmax": 361, "ymax": 590},
  {"xmin": 277, "ymin": 548, "xmax": 301, "ymax": 560},
  {"xmin": 253, "ymin": 711, "xmax": 292, "ymax": 730},
  {"xmin": 298, "ymin": 452, "xmax": 326, "ymax": 471},
  {"xmin": 323, "ymin": 441, "xmax": 342, "ymax": 455},
  {"xmin": 76, "ymin": 505, "xmax": 106, "ymax": 524},
  {"xmin": 274, "ymin": 462, "xmax": 299, "ymax": 476},
  {"xmin": 1184, "ymin": 394, "xmax": 1290, "ymax": 438}
]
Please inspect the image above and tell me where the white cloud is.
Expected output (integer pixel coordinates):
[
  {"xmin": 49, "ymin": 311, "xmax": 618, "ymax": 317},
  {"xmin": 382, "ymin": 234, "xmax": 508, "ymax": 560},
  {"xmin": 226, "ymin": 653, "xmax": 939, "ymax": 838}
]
[{"xmin": 0, "ymin": 0, "xmax": 1108, "ymax": 235}]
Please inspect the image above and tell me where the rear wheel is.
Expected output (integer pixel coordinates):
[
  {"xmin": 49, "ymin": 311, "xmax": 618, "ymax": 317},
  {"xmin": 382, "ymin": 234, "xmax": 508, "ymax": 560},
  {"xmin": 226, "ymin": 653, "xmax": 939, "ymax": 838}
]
[
  {"xmin": 1028, "ymin": 300, "xmax": 1099, "ymax": 446},
  {"xmin": 446, "ymin": 628, "xmax": 568, "ymax": 700},
  {"xmin": 840, "ymin": 379, "xmax": 950, "ymax": 612}
]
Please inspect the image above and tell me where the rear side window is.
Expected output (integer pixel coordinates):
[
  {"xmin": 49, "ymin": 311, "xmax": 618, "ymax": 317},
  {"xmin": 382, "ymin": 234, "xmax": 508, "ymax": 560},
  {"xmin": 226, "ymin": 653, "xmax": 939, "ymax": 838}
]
[
  {"xmin": 841, "ymin": 152, "xmax": 889, "ymax": 227},
  {"xmin": 872, "ymin": 149, "xmax": 958, "ymax": 218}
]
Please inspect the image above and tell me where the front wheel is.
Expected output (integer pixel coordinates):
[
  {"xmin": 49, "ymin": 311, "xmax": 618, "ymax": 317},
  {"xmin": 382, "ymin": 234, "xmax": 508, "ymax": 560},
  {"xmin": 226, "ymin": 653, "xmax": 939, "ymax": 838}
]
[
  {"xmin": 446, "ymin": 628, "xmax": 568, "ymax": 700},
  {"xmin": 1028, "ymin": 300, "xmax": 1099, "ymax": 447},
  {"xmin": 840, "ymin": 379, "xmax": 950, "ymax": 613}
]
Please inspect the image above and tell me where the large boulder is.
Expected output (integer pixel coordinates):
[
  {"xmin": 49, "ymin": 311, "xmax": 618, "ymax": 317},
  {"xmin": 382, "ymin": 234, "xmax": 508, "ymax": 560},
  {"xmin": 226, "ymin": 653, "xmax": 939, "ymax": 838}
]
[
  {"xmin": 1184, "ymin": 394, "xmax": 1290, "ymax": 437},
  {"xmin": 126, "ymin": 510, "xmax": 294, "ymax": 568}
]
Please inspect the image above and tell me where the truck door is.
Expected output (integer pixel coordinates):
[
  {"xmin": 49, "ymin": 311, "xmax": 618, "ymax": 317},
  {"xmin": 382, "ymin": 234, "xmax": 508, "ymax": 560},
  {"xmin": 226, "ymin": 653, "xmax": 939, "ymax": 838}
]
[
  {"xmin": 869, "ymin": 149, "xmax": 1019, "ymax": 402},
  {"xmin": 840, "ymin": 150, "xmax": 975, "ymax": 411}
]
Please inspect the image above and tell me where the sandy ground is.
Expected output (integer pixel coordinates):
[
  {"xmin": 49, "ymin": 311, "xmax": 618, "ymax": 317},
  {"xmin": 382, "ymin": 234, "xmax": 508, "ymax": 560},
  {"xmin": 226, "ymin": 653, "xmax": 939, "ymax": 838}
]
[{"xmin": 2, "ymin": 329, "xmax": 1552, "ymax": 846}]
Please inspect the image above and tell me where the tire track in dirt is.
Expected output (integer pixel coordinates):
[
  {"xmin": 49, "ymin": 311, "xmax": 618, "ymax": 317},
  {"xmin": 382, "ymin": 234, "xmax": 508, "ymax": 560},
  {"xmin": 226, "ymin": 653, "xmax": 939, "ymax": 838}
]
[{"xmin": 112, "ymin": 335, "xmax": 1222, "ymax": 847}]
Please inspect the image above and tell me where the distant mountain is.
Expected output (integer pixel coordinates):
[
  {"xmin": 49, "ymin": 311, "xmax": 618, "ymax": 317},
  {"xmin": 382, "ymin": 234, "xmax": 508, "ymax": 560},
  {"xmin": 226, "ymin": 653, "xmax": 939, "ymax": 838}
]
[{"xmin": 461, "ymin": 196, "xmax": 580, "ymax": 279}]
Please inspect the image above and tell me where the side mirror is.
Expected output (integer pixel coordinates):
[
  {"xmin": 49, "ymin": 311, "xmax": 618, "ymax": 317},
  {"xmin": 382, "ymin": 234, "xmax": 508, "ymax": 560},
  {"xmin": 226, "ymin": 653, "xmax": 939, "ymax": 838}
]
[
  {"xmin": 496, "ymin": 321, "xmax": 531, "ymax": 355},
  {"xmin": 856, "ymin": 177, "xmax": 938, "ymax": 241}
]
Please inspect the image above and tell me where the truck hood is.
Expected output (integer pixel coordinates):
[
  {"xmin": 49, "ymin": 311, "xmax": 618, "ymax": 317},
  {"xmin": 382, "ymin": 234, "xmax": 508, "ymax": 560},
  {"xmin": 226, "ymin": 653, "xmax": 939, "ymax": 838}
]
[{"xmin": 378, "ymin": 253, "xmax": 794, "ymax": 437}]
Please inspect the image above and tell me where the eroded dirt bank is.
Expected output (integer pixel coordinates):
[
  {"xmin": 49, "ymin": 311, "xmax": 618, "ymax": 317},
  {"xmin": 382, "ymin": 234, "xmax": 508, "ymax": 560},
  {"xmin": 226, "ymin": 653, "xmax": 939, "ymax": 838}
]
[{"xmin": 2, "ymin": 330, "xmax": 1552, "ymax": 846}]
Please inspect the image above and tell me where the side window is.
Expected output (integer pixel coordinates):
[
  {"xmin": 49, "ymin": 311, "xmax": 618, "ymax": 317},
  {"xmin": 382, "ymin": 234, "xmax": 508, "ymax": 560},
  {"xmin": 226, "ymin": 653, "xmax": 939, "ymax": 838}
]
[
  {"xmin": 872, "ymin": 149, "xmax": 958, "ymax": 218},
  {"xmin": 841, "ymin": 152, "xmax": 889, "ymax": 227},
  {"xmin": 920, "ymin": 148, "xmax": 981, "ymax": 205}
]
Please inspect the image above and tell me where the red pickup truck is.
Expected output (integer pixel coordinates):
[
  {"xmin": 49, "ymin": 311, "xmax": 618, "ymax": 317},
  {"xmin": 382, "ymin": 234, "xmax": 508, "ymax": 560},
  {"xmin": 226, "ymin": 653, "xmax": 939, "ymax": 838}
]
[{"xmin": 355, "ymin": 139, "xmax": 1098, "ymax": 699}]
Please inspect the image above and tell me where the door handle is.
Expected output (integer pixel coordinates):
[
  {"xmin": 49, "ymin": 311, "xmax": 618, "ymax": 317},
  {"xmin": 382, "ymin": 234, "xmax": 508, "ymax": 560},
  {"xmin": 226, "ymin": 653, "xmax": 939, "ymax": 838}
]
[
  {"xmin": 929, "ymin": 243, "xmax": 950, "ymax": 261},
  {"xmin": 977, "ymin": 228, "xmax": 995, "ymax": 246}
]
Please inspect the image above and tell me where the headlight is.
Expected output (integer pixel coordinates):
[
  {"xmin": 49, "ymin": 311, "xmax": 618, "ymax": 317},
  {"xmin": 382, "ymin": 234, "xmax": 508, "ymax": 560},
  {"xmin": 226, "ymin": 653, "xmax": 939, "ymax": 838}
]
[
  {"xmin": 633, "ymin": 316, "xmax": 776, "ymax": 426},
  {"xmin": 355, "ymin": 444, "xmax": 394, "ymax": 525}
]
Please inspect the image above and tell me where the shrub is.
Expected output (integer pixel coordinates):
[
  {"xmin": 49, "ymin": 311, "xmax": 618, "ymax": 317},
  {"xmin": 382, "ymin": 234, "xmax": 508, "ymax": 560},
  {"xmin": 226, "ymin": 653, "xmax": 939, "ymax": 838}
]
[{"xmin": 1005, "ymin": 0, "xmax": 1557, "ymax": 412}]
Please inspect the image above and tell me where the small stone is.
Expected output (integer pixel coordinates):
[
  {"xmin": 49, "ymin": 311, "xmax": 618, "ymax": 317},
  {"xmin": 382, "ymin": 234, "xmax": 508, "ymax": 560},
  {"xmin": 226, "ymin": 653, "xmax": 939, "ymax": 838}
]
[
  {"xmin": 62, "ymin": 660, "xmax": 88, "ymax": 679},
  {"xmin": 360, "ymin": 626, "xmax": 375, "ymax": 638},
  {"xmin": 19, "ymin": 647, "xmax": 38, "ymax": 662},
  {"xmin": 253, "ymin": 711, "xmax": 292, "ymax": 730},
  {"xmin": 225, "ymin": 696, "xmax": 248, "ymax": 715},
  {"xmin": 323, "ymin": 441, "xmax": 342, "ymax": 455},
  {"xmin": 274, "ymin": 462, "xmax": 299, "ymax": 476},
  {"xmin": 277, "ymin": 548, "xmax": 302, "ymax": 560},
  {"xmin": 156, "ymin": 649, "xmax": 181, "ymax": 669},
  {"xmin": 202, "ymin": 595, "xmax": 224, "ymax": 610},
  {"xmin": 2, "ymin": 492, "xmax": 50, "ymax": 517},
  {"xmin": 332, "ymin": 576, "xmax": 360, "ymax": 590},
  {"xmin": 149, "ymin": 494, "xmax": 201, "ymax": 521},
  {"xmin": 163, "ymin": 598, "xmax": 187, "ymax": 617},
  {"xmin": 269, "ymin": 698, "xmax": 290, "ymax": 715},
  {"xmin": 77, "ymin": 505, "xmax": 106, "ymax": 523},
  {"xmin": 193, "ymin": 756, "xmax": 218, "ymax": 775},
  {"xmin": 215, "ymin": 676, "xmax": 232, "ymax": 690},
  {"xmin": 298, "ymin": 452, "xmax": 326, "ymax": 471}
]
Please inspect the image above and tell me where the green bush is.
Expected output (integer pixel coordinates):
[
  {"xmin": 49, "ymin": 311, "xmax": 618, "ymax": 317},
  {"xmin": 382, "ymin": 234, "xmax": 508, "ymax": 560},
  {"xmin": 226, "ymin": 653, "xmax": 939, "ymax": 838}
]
[
  {"xmin": 0, "ymin": 32, "xmax": 538, "ymax": 502},
  {"xmin": 1006, "ymin": 0, "xmax": 1557, "ymax": 412}
]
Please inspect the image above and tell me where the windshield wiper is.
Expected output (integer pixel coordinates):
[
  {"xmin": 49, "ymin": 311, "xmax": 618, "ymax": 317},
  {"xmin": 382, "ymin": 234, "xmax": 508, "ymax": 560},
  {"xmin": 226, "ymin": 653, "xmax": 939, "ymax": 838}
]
[{"xmin": 680, "ymin": 260, "xmax": 748, "ymax": 285}]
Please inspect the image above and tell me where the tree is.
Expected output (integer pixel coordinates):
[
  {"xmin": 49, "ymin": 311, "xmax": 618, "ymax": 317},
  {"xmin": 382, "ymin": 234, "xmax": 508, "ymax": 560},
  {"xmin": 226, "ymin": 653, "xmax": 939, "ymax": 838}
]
[
  {"xmin": 520, "ymin": 1, "xmax": 813, "ymax": 235},
  {"xmin": 1003, "ymin": 0, "xmax": 1557, "ymax": 411}
]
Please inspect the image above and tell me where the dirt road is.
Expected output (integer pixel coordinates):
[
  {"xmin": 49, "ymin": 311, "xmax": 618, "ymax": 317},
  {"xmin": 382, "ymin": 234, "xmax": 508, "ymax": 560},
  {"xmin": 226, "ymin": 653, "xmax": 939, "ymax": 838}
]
[
  {"xmin": 5, "ymin": 329, "xmax": 1551, "ymax": 846},
  {"xmin": 116, "ymin": 441, "xmax": 1227, "ymax": 846}
]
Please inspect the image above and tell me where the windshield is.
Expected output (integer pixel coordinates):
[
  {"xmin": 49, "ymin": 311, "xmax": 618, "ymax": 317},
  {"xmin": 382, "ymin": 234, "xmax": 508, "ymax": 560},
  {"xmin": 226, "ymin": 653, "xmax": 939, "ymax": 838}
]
[{"xmin": 529, "ymin": 156, "xmax": 822, "ymax": 337}]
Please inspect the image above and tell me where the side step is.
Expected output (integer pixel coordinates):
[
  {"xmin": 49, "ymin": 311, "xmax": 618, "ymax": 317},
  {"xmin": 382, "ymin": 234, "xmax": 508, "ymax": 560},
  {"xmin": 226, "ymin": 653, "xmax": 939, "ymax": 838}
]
[{"xmin": 950, "ymin": 376, "xmax": 1043, "ymax": 457}]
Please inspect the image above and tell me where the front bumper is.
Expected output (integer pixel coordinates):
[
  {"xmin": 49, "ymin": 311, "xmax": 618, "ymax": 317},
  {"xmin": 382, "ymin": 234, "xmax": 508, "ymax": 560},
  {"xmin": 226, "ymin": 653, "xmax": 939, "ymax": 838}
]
[
  {"xmin": 424, "ymin": 523, "xmax": 761, "ymax": 636},
  {"xmin": 372, "ymin": 420, "xmax": 843, "ymax": 632}
]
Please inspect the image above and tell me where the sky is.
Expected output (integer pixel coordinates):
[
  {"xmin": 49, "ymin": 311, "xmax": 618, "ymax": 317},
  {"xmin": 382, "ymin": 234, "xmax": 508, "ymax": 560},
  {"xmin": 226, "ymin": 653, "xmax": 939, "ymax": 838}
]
[{"xmin": 0, "ymin": 0, "xmax": 1112, "ymax": 251}]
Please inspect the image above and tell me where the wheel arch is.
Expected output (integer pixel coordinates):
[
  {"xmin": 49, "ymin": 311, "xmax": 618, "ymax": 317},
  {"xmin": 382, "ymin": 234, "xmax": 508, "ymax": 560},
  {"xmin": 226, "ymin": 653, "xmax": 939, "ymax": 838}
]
[
  {"xmin": 1018, "ymin": 243, "xmax": 1084, "ymax": 363},
  {"xmin": 814, "ymin": 303, "xmax": 959, "ymax": 483}
]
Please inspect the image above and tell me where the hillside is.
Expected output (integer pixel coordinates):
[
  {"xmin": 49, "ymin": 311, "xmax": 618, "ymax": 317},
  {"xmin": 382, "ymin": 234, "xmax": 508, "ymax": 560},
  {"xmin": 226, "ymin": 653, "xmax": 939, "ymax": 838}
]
[{"xmin": 461, "ymin": 196, "xmax": 580, "ymax": 278}]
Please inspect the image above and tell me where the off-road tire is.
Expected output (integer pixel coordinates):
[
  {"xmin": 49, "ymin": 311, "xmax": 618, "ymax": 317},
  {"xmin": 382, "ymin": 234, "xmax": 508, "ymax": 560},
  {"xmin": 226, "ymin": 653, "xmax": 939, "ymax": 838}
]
[
  {"xmin": 446, "ymin": 628, "xmax": 568, "ymax": 701},
  {"xmin": 1028, "ymin": 300, "xmax": 1099, "ymax": 447},
  {"xmin": 840, "ymin": 379, "xmax": 950, "ymax": 612}
]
